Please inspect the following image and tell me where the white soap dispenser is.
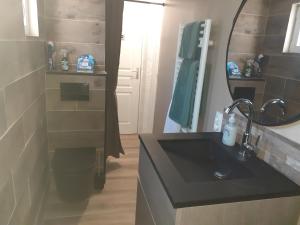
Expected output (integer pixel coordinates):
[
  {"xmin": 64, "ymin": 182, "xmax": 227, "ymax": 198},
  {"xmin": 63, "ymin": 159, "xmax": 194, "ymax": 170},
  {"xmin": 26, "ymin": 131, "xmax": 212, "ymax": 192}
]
[{"xmin": 222, "ymin": 113, "xmax": 237, "ymax": 146}]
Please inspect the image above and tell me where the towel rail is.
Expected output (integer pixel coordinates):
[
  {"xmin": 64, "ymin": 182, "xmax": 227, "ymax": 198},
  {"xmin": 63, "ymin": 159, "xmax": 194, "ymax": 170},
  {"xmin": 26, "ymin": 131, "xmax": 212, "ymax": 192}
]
[{"xmin": 164, "ymin": 19, "xmax": 213, "ymax": 133}]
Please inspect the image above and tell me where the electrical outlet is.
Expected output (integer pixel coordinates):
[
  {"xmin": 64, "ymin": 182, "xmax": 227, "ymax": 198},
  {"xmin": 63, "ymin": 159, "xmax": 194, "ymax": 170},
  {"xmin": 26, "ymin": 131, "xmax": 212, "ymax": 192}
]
[{"xmin": 213, "ymin": 111, "xmax": 223, "ymax": 132}]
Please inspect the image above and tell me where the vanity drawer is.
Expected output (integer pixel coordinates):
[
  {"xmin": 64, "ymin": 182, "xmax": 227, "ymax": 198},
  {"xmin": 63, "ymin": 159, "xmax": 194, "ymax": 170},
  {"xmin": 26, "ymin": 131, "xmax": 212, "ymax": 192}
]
[
  {"xmin": 135, "ymin": 181, "xmax": 156, "ymax": 225},
  {"xmin": 138, "ymin": 145, "xmax": 176, "ymax": 225}
]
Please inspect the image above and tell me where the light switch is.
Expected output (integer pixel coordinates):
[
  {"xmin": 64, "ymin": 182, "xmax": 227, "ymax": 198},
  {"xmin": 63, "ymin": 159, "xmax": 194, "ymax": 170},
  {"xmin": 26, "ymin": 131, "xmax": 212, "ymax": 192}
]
[{"xmin": 213, "ymin": 111, "xmax": 223, "ymax": 132}]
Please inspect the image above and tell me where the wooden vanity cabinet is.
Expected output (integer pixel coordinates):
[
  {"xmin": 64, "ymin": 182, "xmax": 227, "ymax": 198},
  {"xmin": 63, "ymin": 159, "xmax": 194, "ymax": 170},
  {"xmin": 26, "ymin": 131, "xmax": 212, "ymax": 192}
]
[{"xmin": 136, "ymin": 145, "xmax": 300, "ymax": 225}]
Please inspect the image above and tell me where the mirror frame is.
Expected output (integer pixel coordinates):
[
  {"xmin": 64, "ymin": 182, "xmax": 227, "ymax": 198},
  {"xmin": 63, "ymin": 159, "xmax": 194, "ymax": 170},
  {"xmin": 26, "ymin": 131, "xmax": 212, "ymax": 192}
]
[{"xmin": 225, "ymin": 0, "xmax": 300, "ymax": 127}]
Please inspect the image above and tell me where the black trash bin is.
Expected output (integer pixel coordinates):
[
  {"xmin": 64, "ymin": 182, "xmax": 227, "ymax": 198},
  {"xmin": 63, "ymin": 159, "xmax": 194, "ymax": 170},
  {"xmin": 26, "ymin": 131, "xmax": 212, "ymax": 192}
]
[{"xmin": 52, "ymin": 148, "xmax": 96, "ymax": 202}]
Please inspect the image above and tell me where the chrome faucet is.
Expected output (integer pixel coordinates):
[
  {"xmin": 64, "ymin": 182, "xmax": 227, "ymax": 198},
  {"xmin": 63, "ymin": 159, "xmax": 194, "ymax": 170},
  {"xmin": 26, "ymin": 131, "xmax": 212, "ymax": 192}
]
[
  {"xmin": 260, "ymin": 98, "xmax": 287, "ymax": 118},
  {"xmin": 225, "ymin": 99, "xmax": 255, "ymax": 161}
]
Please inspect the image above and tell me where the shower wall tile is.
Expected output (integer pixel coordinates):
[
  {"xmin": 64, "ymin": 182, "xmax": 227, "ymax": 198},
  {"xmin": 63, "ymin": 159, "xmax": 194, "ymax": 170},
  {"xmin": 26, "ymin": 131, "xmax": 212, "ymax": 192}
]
[
  {"xmin": 0, "ymin": 90, "xmax": 7, "ymax": 137},
  {"xmin": 4, "ymin": 69, "xmax": 45, "ymax": 127},
  {"xmin": 0, "ymin": 41, "xmax": 45, "ymax": 89},
  {"xmin": 0, "ymin": 178, "xmax": 15, "ymax": 225},
  {"xmin": 12, "ymin": 120, "xmax": 47, "ymax": 204},
  {"xmin": 8, "ymin": 190, "xmax": 31, "ymax": 225},
  {"xmin": 0, "ymin": 119, "xmax": 25, "ymax": 187},
  {"xmin": 0, "ymin": 0, "xmax": 48, "ymax": 223},
  {"xmin": 22, "ymin": 95, "xmax": 46, "ymax": 142}
]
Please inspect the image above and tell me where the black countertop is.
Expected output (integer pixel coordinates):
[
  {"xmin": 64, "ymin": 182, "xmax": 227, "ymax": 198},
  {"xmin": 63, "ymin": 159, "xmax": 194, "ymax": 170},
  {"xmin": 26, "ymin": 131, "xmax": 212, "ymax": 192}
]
[{"xmin": 139, "ymin": 133, "xmax": 300, "ymax": 208}]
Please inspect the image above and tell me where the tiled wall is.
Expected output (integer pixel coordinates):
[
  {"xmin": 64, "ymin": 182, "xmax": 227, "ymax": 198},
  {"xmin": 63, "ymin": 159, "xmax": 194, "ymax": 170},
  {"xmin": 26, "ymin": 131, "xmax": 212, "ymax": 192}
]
[
  {"xmin": 45, "ymin": 0, "xmax": 106, "ymax": 71},
  {"xmin": 228, "ymin": 0, "xmax": 270, "ymax": 71},
  {"xmin": 46, "ymin": 73, "xmax": 106, "ymax": 160},
  {"xmin": 234, "ymin": 114, "xmax": 300, "ymax": 186},
  {"xmin": 229, "ymin": 0, "xmax": 300, "ymax": 119},
  {"xmin": 262, "ymin": 0, "xmax": 300, "ymax": 117},
  {"xmin": 0, "ymin": 0, "xmax": 48, "ymax": 224},
  {"xmin": 227, "ymin": 0, "xmax": 271, "ymax": 111}
]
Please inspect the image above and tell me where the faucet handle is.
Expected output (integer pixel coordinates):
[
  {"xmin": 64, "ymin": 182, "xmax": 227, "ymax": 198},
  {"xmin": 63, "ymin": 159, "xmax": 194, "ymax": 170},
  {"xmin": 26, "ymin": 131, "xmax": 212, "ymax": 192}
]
[{"xmin": 255, "ymin": 135, "xmax": 261, "ymax": 147}]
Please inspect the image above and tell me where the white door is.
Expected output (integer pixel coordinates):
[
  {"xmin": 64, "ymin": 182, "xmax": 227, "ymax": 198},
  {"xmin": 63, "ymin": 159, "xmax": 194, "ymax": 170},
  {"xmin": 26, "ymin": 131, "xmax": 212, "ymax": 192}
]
[{"xmin": 117, "ymin": 2, "xmax": 144, "ymax": 134}]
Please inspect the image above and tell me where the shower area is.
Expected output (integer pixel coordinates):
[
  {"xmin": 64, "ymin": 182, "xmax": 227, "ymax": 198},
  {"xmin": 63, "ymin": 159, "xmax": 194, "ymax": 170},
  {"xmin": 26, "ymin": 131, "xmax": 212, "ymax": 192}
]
[
  {"xmin": 0, "ymin": 0, "xmax": 165, "ymax": 224},
  {"xmin": 0, "ymin": 0, "xmax": 151, "ymax": 224}
]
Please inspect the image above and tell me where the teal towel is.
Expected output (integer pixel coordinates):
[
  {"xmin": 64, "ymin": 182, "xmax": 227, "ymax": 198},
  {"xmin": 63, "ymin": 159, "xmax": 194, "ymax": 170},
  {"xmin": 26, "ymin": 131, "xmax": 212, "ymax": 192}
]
[
  {"xmin": 179, "ymin": 22, "xmax": 202, "ymax": 59},
  {"xmin": 169, "ymin": 59, "xmax": 199, "ymax": 128}
]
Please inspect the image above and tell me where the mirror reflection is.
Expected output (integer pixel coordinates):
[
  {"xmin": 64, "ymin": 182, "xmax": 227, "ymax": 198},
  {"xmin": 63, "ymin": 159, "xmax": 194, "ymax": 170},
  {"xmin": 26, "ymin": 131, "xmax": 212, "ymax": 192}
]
[{"xmin": 227, "ymin": 0, "xmax": 300, "ymax": 125}]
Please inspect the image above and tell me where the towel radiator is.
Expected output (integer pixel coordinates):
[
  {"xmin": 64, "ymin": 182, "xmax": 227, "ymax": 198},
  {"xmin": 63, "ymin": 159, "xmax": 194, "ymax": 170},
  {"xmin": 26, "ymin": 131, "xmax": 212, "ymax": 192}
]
[{"xmin": 164, "ymin": 19, "xmax": 213, "ymax": 133}]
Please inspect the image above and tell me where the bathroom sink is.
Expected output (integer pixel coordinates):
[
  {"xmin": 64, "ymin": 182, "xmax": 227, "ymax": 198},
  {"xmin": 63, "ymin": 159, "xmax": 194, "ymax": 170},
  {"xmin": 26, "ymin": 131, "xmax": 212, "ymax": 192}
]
[
  {"xmin": 158, "ymin": 138, "xmax": 253, "ymax": 183},
  {"xmin": 140, "ymin": 133, "xmax": 300, "ymax": 208}
]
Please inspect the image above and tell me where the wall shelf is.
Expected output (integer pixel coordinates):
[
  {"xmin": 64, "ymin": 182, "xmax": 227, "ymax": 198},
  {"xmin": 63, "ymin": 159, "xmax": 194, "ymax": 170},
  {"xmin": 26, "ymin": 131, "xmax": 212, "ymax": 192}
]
[{"xmin": 47, "ymin": 70, "xmax": 107, "ymax": 77}]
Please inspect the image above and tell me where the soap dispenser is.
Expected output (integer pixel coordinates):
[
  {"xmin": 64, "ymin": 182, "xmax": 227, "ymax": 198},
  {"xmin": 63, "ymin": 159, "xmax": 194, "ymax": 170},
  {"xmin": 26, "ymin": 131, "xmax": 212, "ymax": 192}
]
[{"xmin": 222, "ymin": 113, "xmax": 237, "ymax": 146}]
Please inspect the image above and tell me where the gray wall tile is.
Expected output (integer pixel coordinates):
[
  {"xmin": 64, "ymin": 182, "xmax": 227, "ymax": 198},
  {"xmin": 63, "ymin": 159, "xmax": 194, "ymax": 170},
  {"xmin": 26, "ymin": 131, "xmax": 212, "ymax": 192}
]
[
  {"xmin": 235, "ymin": 14, "xmax": 267, "ymax": 35},
  {"xmin": 46, "ymin": 89, "xmax": 77, "ymax": 111},
  {"xmin": 77, "ymin": 90, "xmax": 105, "ymax": 110},
  {"xmin": 269, "ymin": 0, "xmax": 292, "ymax": 15},
  {"xmin": 0, "ymin": 178, "xmax": 15, "ymax": 225},
  {"xmin": 242, "ymin": 0, "xmax": 270, "ymax": 15},
  {"xmin": 54, "ymin": 43, "xmax": 105, "ymax": 67},
  {"xmin": 48, "ymin": 130, "xmax": 104, "ymax": 149},
  {"xmin": 0, "ymin": 0, "xmax": 48, "ymax": 223},
  {"xmin": 229, "ymin": 34, "xmax": 264, "ymax": 54},
  {"xmin": 5, "ymin": 69, "xmax": 45, "ymax": 127},
  {"xmin": 45, "ymin": 0, "xmax": 105, "ymax": 21},
  {"xmin": 22, "ymin": 95, "xmax": 46, "ymax": 142},
  {"xmin": 0, "ymin": 0, "xmax": 24, "ymax": 39},
  {"xmin": 47, "ymin": 110, "xmax": 105, "ymax": 131},
  {"xmin": 46, "ymin": 19, "xmax": 105, "ymax": 44},
  {"xmin": 0, "ymin": 90, "xmax": 7, "ymax": 137},
  {"xmin": 12, "ymin": 122, "xmax": 47, "ymax": 204},
  {"xmin": 46, "ymin": 75, "xmax": 106, "ymax": 90},
  {"xmin": 8, "ymin": 188, "xmax": 31, "ymax": 225},
  {"xmin": 0, "ymin": 119, "xmax": 25, "ymax": 187}
]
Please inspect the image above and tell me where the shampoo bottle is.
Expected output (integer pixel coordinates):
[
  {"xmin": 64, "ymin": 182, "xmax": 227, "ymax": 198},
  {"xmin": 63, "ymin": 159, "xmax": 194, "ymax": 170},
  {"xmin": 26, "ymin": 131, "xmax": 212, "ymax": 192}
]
[{"xmin": 222, "ymin": 113, "xmax": 237, "ymax": 146}]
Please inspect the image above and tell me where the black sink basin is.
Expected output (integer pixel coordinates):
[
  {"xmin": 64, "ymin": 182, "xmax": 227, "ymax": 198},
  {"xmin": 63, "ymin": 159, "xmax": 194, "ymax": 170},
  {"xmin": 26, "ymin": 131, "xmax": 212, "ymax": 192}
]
[
  {"xmin": 140, "ymin": 133, "xmax": 300, "ymax": 208},
  {"xmin": 158, "ymin": 139, "xmax": 253, "ymax": 183}
]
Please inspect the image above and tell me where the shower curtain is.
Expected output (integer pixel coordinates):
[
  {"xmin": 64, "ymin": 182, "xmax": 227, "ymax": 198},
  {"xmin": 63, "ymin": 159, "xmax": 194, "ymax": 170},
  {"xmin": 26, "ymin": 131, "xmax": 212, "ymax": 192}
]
[{"xmin": 105, "ymin": 0, "xmax": 125, "ymax": 158}]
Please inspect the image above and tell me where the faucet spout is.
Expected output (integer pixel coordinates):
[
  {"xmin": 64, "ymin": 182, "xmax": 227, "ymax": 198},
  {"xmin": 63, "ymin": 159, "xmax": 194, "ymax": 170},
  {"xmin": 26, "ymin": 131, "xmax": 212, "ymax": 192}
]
[{"xmin": 224, "ymin": 99, "xmax": 255, "ymax": 161}]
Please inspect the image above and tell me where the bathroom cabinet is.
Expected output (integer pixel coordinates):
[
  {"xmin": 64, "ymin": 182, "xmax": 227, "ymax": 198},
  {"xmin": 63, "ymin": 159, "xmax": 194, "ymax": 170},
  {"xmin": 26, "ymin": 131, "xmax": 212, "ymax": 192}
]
[{"xmin": 136, "ymin": 138, "xmax": 300, "ymax": 225}]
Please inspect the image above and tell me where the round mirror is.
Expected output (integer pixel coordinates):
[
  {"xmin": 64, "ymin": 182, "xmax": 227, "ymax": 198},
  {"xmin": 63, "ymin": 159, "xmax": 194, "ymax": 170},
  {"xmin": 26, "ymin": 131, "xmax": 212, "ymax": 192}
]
[{"xmin": 226, "ymin": 0, "xmax": 300, "ymax": 126}]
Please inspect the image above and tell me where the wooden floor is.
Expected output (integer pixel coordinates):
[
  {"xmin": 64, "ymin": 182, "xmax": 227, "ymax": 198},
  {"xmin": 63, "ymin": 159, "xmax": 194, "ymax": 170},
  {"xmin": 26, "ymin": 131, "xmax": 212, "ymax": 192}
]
[{"xmin": 42, "ymin": 135, "xmax": 140, "ymax": 225}]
